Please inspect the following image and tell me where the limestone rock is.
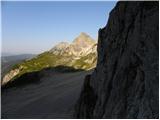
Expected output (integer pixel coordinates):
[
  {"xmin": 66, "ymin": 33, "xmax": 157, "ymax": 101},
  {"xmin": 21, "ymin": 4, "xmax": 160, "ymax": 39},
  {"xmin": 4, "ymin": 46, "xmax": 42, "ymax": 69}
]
[
  {"xmin": 75, "ymin": 1, "xmax": 159, "ymax": 119},
  {"xmin": 50, "ymin": 42, "xmax": 70, "ymax": 56},
  {"xmin": 50, "ymin": 32, "xmax": 96, "ymax": 57},
  {"xmin": 2, "ymin": 68, "xmax": 20, "ymax": 86}
]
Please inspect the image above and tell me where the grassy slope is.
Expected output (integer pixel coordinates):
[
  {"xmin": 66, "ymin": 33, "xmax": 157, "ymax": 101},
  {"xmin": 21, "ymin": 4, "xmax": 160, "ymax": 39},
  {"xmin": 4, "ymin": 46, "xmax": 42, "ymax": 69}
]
[
  {"xmin": 12, "ymin": 52, "xmax": 65, "ymax": 78},
  {"xmin": 10, "ymin": 52, "xmax": 96, "ymax": 80},
  {"xmin": 72, "ymin": 53, "xmax": 97, "ymax": 70}
]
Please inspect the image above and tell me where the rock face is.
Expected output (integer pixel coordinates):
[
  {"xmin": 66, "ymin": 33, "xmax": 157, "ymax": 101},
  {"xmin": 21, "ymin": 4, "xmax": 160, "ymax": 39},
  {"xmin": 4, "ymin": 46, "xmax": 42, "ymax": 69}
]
[
  {"xmin": 50, "ymin": 42, "xmax": 70, "ymax": 56},
  {"xmin": 50, "ymin": 32, "xmax": 96, "ymax": 57},
  {"xmin": 75, "ymin": 1, "xmax": 159, "ymax": 119},
  {"xmin": 2, "ymin": 68, "xmax": 20, "ymax": 86}
]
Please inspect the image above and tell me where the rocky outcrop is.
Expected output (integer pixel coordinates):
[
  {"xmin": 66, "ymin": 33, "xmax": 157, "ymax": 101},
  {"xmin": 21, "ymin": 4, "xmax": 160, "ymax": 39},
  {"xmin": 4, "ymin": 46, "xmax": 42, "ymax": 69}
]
[
  {"xmin": 50, "ymin": 32, "xmax": 97, "ymax": 57},
  {"xmin": 75, "ymin": 1, "xmax": 159, "ymax": 119},
  {"xmin": 2, "ymin": 68, "xmax": 20, "ymax": 86},
  {"xmin": 2, "ymin": 70, "xmax": 41, "ymax": 89},
  {"xmin": 50, "ymin": 42, "xmax": 70, "ymax": 56}
]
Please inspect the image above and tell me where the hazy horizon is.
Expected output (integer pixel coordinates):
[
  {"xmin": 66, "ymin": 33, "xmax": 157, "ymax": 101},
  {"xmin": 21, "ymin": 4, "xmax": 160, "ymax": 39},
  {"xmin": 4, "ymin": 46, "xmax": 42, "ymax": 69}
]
[{"xmin": 2, "ymin": 1, "xmax": 117, "ymax": 55}]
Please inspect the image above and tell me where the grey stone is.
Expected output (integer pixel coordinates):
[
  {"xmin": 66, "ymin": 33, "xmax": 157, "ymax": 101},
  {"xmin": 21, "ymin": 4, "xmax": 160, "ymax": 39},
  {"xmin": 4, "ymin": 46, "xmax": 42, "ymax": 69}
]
[{"xmin": 75, "ymin": 1, "xmax": 159, "ymax": 119}]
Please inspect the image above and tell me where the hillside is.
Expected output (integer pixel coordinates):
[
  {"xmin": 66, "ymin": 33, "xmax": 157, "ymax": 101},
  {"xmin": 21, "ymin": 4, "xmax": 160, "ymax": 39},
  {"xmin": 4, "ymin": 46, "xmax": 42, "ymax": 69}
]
[
  {"xmin": 1, "ymin": 54, "xmax": 35, "ymax": 78},
  {"xmin": 2, "ymin": 33, "xmax": 97, "ymax": 86},
  {"xmin": 2, "ymin": 68, "xmax": 93, "ymax": 118}
]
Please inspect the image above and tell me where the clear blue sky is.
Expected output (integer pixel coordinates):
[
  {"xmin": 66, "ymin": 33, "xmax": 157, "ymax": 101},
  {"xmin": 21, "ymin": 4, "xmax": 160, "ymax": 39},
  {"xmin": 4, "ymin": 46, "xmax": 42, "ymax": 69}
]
[{"xmin": 2, "ymin": 1, "xmax": 117, "ymax": 55}]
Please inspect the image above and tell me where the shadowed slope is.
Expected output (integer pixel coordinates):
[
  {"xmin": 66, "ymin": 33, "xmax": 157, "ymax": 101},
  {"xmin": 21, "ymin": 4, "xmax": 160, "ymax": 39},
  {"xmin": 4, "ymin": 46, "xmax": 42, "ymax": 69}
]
[
  {"xmin": 2, "ymin": 66, "xmax": 84, "ymax": 90},
  {"xmin": 2, "ymin": 68, "xmax": 93, "ymax": 118}
]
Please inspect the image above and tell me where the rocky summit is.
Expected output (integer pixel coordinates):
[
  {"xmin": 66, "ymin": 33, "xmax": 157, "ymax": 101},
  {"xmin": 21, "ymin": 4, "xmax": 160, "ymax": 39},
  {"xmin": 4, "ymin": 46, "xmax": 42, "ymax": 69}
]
[
  {"xmin": 2, "ymin": 32, "xmax": 97, "ymax": 87},
  {"xmin": 75, "ymin": 1, "xmax": 159, "ymax": 119},
  {"xmin": 50, "ymin": 32, "xmax": 96, "ymax": 57}
]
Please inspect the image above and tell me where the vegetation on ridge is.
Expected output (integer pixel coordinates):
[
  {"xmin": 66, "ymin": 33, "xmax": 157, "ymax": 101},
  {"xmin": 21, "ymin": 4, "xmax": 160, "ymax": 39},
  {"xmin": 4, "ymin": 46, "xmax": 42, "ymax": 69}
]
[{"xmin": 2, "ymin": 32, "xmax": 97, "ymax": 86}]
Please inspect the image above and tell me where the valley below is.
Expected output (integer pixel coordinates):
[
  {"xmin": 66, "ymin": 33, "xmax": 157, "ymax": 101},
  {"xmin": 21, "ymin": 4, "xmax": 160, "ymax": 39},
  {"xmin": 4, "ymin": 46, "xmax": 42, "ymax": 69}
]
[
  {"xmin": 1, "ymin": 1, "xmax": 158, "ymax": 119},
  {"xmin": 2, "ymin": 68, "xmax": 93, "ymax": 118}
]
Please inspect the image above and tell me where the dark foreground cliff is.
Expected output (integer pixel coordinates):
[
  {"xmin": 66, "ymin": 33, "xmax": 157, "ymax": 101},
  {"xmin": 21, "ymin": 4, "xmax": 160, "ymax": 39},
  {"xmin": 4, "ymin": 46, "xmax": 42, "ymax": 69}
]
[{"xmin": 75, "ymin": 1, "xmax": 159, "ymax": 118}]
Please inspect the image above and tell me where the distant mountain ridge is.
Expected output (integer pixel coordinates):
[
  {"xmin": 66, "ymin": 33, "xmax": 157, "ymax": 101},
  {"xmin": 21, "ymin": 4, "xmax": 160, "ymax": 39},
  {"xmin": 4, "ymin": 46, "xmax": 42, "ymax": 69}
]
[
  {"xmin": 2, "ymin": 32, "xmax": 97, "ymax": 86},
  {"xmin": 50, "ymin": 32, "xmax": 96, "ymax": 57}
]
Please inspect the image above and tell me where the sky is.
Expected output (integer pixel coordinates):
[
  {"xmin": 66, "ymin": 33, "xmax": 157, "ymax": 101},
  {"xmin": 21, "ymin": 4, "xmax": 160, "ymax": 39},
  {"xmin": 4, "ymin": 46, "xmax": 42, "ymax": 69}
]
[{"xmin": 2, "ymin": 1, "xmax": 117, "ymax": 55}]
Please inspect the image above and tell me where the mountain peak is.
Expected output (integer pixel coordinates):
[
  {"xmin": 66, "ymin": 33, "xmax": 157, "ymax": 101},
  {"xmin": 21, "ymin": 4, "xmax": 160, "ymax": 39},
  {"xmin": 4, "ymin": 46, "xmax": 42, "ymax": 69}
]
[
  {"xmin": 51, "ymin": 42, "xmax": 69, "ymax": 49},
  {"xmin": 73, "ymin": 32, "xmax": 95, "ymax": 45},
  {"xmin": 79, "ymin": 32, "xmax": 89, "ymax": 37},
  {"xmin": 50, "ymin": 42, "xmax": 69, "ymax": 54},
  {"xmin": 50, "ymin": 33, "xmax": 97, "ymax": 57}
]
